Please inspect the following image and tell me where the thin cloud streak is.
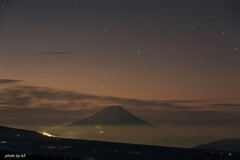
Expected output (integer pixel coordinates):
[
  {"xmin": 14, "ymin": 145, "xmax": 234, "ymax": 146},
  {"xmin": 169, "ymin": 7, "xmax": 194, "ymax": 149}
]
[
  {"xmin": 212, "ymin": 104, "xmax": 240, "ymax": 108},
  {"xmin": 0, "ymin": 79, "xmax": 22, "ymax": 84},
  {"xmin": 37, "ymin": 51, "xmax": 76, "ymax": 55}
]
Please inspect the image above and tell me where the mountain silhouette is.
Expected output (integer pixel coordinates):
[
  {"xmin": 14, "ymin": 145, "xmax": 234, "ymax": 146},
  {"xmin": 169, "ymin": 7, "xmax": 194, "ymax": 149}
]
[
  {"xmin": 51, "ymin": 106, "xmax": 157, "ymax": 145},
  {"xmin": 195, "ymin": 138, "xmax": 240, "ymax": 152},
  {"xmin": 70, "ymin": 106, "xmax": 151, "ymax": 126}
]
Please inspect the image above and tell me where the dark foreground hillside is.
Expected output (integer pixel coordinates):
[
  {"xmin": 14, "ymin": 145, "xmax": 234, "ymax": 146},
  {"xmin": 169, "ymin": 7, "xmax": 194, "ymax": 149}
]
[
  {"xmin": 0, "ymin": 150, "xmax": 74, "ymax": 160},
  {"xmin": 196, "ymin": 138, "xmax": 240, "ymax": 152},
  {"xmin": 0, "ymin": 126, "xmax": 239, "ymax": 160}
]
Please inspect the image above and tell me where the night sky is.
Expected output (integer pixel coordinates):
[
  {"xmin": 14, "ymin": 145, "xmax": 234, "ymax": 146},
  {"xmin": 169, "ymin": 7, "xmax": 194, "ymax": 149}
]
[{"xmin": 0, "ymin": 0, "xmax": 240, "ymax": 147}]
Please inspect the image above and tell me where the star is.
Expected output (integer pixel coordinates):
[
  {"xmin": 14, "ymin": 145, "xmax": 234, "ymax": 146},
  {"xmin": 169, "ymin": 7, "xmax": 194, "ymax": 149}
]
[
  {"xmin": 1, "ymin": 4, "xmax": 5, "ymax": 8},
  {"xmin": 232, "ymin": 48, "xmax": 239, "ymax": 56},
  {"xmin": 221, "ymin": 32, "xmax": 226, "ymax": 35},
  {"xmin": 103, "ymin": 29, "xmax": 108, "ymax": 32},
  {"xmin": 191, "ymin": 26, "xmax": 197, "ymax": 29},
  {"xmin": 33, "ymin": 46, "xmax": 39, "ymax": 50},
  {"xmin": 191, "ymin": 22, "xmax": 197, "ymax": 29}
]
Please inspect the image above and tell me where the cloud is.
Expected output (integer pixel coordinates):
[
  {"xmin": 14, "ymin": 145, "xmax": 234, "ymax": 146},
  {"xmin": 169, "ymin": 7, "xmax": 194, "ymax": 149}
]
[
  {"xmin": 0, "ymin": 85, "xmax": 201, "ymax": 111},
  {"xmin": 37, "ymin": 51, "xmax": 76, "ymax": 55},
  {"xmin": 0, "ymin": 85, "xmax": 239, "ymax": 113},
  {"xmin": 0, "ymin": 79, "xmax": 22, "ymax": 84},
  {"xmin": 141, "ymin": 111, "xmax": 240, "ymax": 127},
  {"xmin": 193, "ymin": 103, "xmax": 240, "ymax": 112},
  {"xmin": 211, "ymin": 104, "xmax": 240, "ymax": 108}
]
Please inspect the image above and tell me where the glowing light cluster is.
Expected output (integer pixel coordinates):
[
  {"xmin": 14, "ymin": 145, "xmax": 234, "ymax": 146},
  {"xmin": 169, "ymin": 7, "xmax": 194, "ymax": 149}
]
[
  {"xmin": 0, "ymin": 141, "xmax": 7, "ymax": 144},
  {"xmin": 95, "ymin": 125, "xmax": 104, "ymax": 134},
  {"xmin": 98, "ymin": 130, "xmax": 104, "ymax": 134},
  {"xmin": 38, "ymin": 131, "xmax": 58, "ymax": 137}
]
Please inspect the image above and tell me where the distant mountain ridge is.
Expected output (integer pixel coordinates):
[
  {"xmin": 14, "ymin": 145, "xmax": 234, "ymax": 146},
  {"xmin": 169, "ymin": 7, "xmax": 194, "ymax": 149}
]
[
  {"xmin": 195, "ymin": 138, "xmax": 240, "ymax": 152},
  {"xmin": 70, "ymin": 106, "xmax": 151, "ymax": 126}
]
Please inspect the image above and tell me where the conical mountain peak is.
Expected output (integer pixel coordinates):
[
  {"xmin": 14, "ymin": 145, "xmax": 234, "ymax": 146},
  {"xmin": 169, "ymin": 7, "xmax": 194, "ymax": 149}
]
[
  {"xmin": 105, "ymin": 105, "xmax": 125, "ymax": 110},
  {"xmin": 70, "ymin": 106, "xmax": 151, "ymax": 126}
]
